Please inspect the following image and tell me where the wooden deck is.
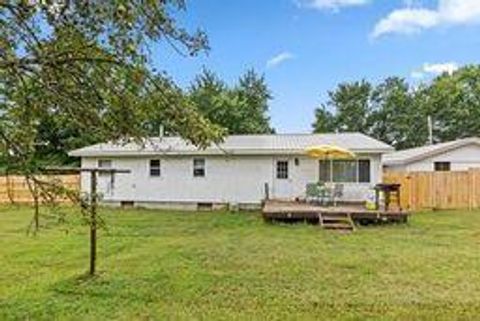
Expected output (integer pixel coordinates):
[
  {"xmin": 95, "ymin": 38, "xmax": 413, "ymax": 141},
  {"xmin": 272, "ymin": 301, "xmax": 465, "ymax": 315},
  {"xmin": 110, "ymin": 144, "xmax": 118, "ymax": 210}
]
[{"xmin": 262, "ymin": 200, "xmax": 409, "ymax": 225}]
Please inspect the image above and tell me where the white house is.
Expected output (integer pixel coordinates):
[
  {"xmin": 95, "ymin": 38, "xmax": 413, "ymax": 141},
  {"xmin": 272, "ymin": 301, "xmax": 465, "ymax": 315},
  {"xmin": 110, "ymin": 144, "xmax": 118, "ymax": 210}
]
[
  {"xmin": 69, "ymin": 133, "xmax": 393, "ymax": 210},
  {"xmin": 383, "ymin": 137, "xmax": 480, "ymax": 172}
]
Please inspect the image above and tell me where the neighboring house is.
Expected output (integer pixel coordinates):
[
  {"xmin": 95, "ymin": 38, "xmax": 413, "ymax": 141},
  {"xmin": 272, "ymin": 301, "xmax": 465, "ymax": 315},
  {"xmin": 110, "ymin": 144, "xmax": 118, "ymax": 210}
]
[
  {"xmin": 69, "ymin": 133, "xmax": 393, "ymax": 210},
  {"xmin": 383, "ymin": 137, "xmax": 480, "ymax": 172}
]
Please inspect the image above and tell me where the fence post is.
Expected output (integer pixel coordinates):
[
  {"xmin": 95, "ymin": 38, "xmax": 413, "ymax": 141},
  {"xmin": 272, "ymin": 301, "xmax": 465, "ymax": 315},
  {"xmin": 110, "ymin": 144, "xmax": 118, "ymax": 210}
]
[
  {"xmin": 407, "ymin": 173, "xmax": 413, "ymax": 211},
  {"xmin": 469, "ymin": 169, "xmax": 473, "ymax": 210},
  {"xmin": 470, "ymin": 169, "xmax": 479, "ymax": 210}
]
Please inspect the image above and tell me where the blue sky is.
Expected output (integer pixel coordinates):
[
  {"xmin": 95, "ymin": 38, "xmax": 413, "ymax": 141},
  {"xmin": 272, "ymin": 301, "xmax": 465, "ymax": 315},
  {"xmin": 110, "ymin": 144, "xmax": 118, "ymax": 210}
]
[{"xmin": 152, "ymin": 0, "xmax": 480, "ymax": 133}]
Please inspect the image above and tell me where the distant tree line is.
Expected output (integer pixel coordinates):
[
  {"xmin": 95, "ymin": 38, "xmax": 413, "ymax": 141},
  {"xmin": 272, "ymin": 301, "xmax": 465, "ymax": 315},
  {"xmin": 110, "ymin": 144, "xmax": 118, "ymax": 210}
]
[
  {"xmin": 28, "ymin": 68, "xmax": 274, "ymax": 167},
  {"xmin": 312, "ymin": 65, "xmax": 480, "ymax": 150}
]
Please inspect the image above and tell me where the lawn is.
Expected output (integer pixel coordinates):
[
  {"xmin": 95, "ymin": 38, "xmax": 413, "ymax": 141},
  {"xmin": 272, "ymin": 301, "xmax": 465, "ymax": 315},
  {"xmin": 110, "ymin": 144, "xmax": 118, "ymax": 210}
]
[{"xmin": 1, "ymin": 206, "xmax": 480, "ymax": 321}]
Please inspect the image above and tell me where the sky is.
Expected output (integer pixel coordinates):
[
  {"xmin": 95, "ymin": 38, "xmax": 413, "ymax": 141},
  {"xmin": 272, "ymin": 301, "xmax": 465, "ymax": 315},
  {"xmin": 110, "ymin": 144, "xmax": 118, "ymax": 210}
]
[{"xmin": 152, "ymin": 0, "xmax": 480, "ymax": 133}]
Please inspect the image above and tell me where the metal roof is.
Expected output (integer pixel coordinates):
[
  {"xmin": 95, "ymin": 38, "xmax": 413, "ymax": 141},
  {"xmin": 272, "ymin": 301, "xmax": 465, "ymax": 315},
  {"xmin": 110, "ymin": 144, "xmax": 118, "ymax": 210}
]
[
  {"xmin": 69, "ymin": 133, "xmax": 394, "ymax": 157},
  {"xmin": 383, "ymin": 137, "xmax": 480, "ymax": 166}
]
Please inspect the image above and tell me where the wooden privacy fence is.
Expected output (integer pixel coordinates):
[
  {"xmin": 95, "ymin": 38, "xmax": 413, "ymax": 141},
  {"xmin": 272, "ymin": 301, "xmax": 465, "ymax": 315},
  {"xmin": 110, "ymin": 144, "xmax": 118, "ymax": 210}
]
[
  {"xmin": 384, "ymin": 170, "xmax": 480, "ymax": 211},
  {"xmin": 0, "ymin": 175, "xmax": 80, "ymax": 204}
]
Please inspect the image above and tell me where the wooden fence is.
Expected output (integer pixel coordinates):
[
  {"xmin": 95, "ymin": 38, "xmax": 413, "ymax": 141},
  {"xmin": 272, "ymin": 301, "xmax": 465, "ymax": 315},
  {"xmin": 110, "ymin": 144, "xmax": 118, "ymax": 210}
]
[
  {"xmin": 0, "ymin": 175, "xmax": 80, "ymax": 204},
  {"xmin": 384, "ymin": 170, "xmax": 480, "ymax": 211}
]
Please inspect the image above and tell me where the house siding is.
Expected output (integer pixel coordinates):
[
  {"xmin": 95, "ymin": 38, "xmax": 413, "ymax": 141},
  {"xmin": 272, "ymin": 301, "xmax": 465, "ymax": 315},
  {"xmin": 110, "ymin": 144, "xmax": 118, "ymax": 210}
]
[
  {"xmin": 385, "ymin": 144, "xmax": 480, "ymax": 172},
  {"xmin": 81, "ymin": 153, "xmax": 382, "ymax": 208}
]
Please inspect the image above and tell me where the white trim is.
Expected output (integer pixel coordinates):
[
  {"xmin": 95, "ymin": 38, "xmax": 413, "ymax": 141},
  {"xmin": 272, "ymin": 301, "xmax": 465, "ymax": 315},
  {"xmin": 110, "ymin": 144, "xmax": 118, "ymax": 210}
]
[{"xmin": 71, "ymin": 148, "xmax": 393, "ymax": 158}]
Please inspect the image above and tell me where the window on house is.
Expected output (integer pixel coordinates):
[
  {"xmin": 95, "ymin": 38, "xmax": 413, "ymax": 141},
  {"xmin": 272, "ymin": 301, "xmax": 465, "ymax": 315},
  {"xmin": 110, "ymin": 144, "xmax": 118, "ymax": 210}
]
[
  {"xmin": 98, "ymin": 159, "xmax": 112, "ymax": 176},
  {"xmin": 276, "ymin": 160, "xmax": 289, "ymax": 179},
  {"xmin": 319, "ymin": 160, "xmax": 331, "ymax": 183},
  {"xmin": 434, "ymin": 162, "xmax": 451, "ymax": 171},
  {"xmin": 319, "ymin": 159, "xmax": 371, "ymax": 183},
  {"xmin": 193, "ymin": 158, "xmax": 206, "ymax": 177},
  {"xmin": 150, "ymin": 159, "xmax": 161, "ymax": 177},
  {"xmin": 98, "ymin": 159, "xmax": 112, "ymax": 168},
  {"xmin": 332, "ymin": 160, "xmax": 357, "ymax": 183},
  {"xmin": 358, "ymin": 160, "xmax": 371, "ymax": 183}
]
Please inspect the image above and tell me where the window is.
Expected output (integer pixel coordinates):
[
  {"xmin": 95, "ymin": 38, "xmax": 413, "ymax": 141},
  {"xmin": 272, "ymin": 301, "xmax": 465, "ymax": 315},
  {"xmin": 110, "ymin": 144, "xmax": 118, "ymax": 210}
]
[
  {"xmin": 434, "ymin": 162, "xmax": 451, "ymax": 171},
  {"xmin": 358, "ymin": 160, "xmax": 371, "ymax": 183},
  {"xmin": 319, "ymin": 160, "xmax": 331, "ymax": 183},
  {"xmin": 276, "ymin": 160, "xmax": 289, "ymax": 179},
  {"xmin": 318, "ymin": 159, "xmax": 371, "ymax": 183},
  {"xmin": 197, "ymin": 202, "xmax": 213, "ymax": 211},
  {"xmin": 193, "ymin": 158, "xmax": 206, "ymax": 177},
  {"xmin": 332, "ymin": 160, "xmax": 357, "ymax": 183},
  {"xmin": 98, "ymin": 159, "xmax": 112, "ymax": 168},
  {"xmin": 150, "ymin": 159, "xmax": 161, "ymax": 177},
  {"xmin": 98, "ymin": 159, "xmax": 112, "ymax": 176}
]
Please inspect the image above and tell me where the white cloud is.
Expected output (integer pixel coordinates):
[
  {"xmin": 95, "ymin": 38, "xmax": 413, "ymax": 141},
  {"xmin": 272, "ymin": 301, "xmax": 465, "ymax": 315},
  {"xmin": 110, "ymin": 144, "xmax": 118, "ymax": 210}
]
[
  {"xmin": 411, "ymin": 62, "xmax": 460, "ymax": 79},
  {"xmin": 372, "ymin": 8, "xmax": 439, "ymax": 37},
  {"xmin": 297, "ymin": 0, "xmax": 370, "ymax": 11},
  {"xmin": 372, "ymin": 0, "xmax": 480, "ymax": 38},
  {"xmin": 423, "ymin": 62, "xmax": 459, "ymax": 74},
  {"xmin": 266, "ymin": 52, "xmax": 294, "ymax": 69},
  {"xmin": 411, "ymin": 70, "xmax": 426, "ymax": 79}
]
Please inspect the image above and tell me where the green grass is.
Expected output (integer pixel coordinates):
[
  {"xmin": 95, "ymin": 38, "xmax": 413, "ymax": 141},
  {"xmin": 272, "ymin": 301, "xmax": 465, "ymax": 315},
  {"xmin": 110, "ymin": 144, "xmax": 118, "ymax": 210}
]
[{"xmin": 1, "ymin": 206, "xmax": 480, "ymax": 320}]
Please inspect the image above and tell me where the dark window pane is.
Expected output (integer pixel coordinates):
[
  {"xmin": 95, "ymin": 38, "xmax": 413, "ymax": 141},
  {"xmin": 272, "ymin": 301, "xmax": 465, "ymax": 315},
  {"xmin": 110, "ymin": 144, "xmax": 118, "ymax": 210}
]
[
  {"xmin": 98, "ymin": 159, "xmax": 112, "ymax": 176},
  {"xmin": 150, "ymin": 159, "xmax": 161, "ymax": 177},
  {"xmin": 332, "ymin": 160, "xmax": 357, "ymax": 183},
  {"xmin": 434, "ymin": 162, "xmax": 450, "ymax": 171},
  {"xmin": 194, "ymin": 158, "xmax": 206, "ymax": 177},
  {"xmin": 98, "ymin": 159, "xmax": 112, "ymax": 168},
  {"xmin": 319, "ymin": 160, "xmax": 330, "ymax": 183},
  {"xmin": 276, "ymin": 161, "xmax": 289, "ymax": 179},
  {"xmin": 358, "ymin": 160, "xmax": 371, "ymax": 183}
]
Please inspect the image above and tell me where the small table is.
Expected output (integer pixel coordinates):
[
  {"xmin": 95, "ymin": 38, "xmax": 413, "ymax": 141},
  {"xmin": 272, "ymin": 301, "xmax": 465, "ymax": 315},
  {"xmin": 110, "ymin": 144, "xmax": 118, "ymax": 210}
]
[{"xmin": 374, "ymin": 183, "xmax": 401, "ymax": 211}]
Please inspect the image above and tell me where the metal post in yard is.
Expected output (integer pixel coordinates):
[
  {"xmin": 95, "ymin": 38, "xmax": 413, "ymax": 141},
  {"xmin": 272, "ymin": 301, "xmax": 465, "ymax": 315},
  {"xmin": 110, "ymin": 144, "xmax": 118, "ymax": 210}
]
[
  {"xmin": 90, "ymin": 169, "xmax": 97, "ymax": 276},
  {"xmin": 33, "ymin": 180, "xmax": 39, "ymax": 232},
  {"xmin": 41, "ymin": 166, "xmax": 130, "ymax": 276}
]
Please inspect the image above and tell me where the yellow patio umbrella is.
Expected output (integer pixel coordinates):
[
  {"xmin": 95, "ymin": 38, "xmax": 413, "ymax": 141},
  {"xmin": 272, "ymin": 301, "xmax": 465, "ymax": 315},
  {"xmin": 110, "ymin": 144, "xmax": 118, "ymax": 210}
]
[{"xmin": 305, "ymin": 145, "xmax": 356, "ymax": 160}]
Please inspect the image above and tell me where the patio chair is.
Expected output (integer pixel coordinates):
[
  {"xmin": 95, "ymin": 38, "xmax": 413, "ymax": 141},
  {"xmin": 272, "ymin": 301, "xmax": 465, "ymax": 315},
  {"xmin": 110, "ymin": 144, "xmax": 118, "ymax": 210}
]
[
  {"xmin": 330, "ymin": 183, "xmax": 344, "ymax": 206},
  {"xmin": 306, "ymin": 183, "xmax": 321, "ymax": 204},
  {"xmin": 318, "ymin": 183, "xmax": 332, "ymax": 206}
]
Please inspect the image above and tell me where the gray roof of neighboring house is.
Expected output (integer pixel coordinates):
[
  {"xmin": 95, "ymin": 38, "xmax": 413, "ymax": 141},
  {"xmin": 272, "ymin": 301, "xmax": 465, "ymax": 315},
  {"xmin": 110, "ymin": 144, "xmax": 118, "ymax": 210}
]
[
  {"xmin": 383, "ymin": 137, "xmax": 480, "ymax": 166},
  {"xmin": 69, "ymin": 133, "xmax": 394, "ymax": 157}
]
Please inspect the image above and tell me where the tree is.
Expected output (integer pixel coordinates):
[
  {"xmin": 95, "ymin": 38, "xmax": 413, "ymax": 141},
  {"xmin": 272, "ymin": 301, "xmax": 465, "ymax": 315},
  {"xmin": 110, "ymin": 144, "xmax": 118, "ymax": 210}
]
[
  {"xmin": 0, "ymin": 1, "xmax": 224, "ymax": 275},
  {"xmin": 235, "ymin": 69, "xmax": 274, "ymax": 134},
  {"xmin": 327, "ymin": 80, "xmax": 372, "ymax": 133},
  {"xmin": 312, "ymin": 78, "xmax": 430, "ymax": 149},
  {"xmin": 423, "ymin": 65, "xmax": 480, "ymax": 142},
  {"xmin": 369, "ymin": 77, "xmax": 420, "ymax": 149},
  {"xmin": 189, "ymin": 69, "xmax": 274, "ymax": 134},
  {"xmin": 1, "ymin": 2, "xmax": 224, "ymax": 173},
  {"xmin": 311, "ymin": 67, "xmax": 480, "ymax": 150},
  {"xmin": 312, "ymin": 106, "xmax": 335, "ymax": 133}
]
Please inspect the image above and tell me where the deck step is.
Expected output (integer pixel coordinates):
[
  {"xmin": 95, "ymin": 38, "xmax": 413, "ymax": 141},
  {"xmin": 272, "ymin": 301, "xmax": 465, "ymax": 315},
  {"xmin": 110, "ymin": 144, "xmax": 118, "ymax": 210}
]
[
  {"xmin": 321, "ymin": 215, "xmax": 350, "ymax": 221},
  {"xmin": 319, "ymin": 212, "xmax": 355, "ymax": 231},
  {"xmin": 323, "ymin": 223, "xmax": 354, "ymax": 230}
]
